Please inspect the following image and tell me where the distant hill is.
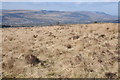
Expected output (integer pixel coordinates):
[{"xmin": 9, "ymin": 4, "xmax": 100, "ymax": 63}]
[{"xmin": 2, "ymin": 10, "xmax": 118, "ymax": 26}]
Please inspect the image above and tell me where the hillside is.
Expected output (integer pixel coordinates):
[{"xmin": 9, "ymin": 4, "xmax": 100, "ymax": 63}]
[
  {"xmin": 2, "ymin": 10, "xmax": 117, "ymax": 26},
  {"xmin": 1, "ymin": 23, "xmax": 119, "ymax": 78}
]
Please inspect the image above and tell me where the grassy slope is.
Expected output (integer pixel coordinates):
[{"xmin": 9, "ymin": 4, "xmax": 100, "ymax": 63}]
[{"xmin": 2, "ymin": 23, "xmax": 118, "ymax": 78}]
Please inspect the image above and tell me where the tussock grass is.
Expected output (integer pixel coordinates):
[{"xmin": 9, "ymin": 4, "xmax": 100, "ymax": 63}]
[{"xmin": 1, "ymin": 23, "xmax": 119, "ymax": 78}]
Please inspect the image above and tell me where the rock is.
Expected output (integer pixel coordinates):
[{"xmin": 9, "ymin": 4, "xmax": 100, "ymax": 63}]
[
  {"xmin": 73, "ymin": 35, "xmax": 80, "ymax": 40},
  {"xmin": 99, "ymin": 34, "xmax": 105, "ymax": 38},
  {"xmin": 25, "ymin": 54, "xmax": 41, "ymax": 66},
  {"xmin": 105, "ymin": 72, "xmax": 117, "ymax": 78},
  {"xmin": 33, "ymin": 35, "xmax": 38, "ymax": 38},
  {"xmin": 66, "ymin": 44, "xmax": 72, "ymax": 49}
]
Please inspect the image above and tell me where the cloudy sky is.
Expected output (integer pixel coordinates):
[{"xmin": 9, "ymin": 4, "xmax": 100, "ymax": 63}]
[
  {"xmin": 1, "ymin": 0, "xmax": 120, "ymax": 2},
  {"xmin": 1, "ymin": 0, "xmax": 119, "ymax": 16},
  {"xmin": 2, "ymin": 2, "xmax": 118, "ymax": 16}
]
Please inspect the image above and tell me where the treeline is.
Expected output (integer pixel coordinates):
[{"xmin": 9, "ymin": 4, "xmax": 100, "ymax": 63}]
[
  {"xmin": 1, "ymin": 25, "xmax": 34, "ymax": 28},
  {"xmin": 2, "ymin": 25, "xmax": 12, "ymax": 28},
  {"xmin": 1, "ymin": 20, "xmax": 119, "ymax": 28},
  {"xmin": 1, "ymin": 22, "xmax": 61, "ymax": 28}
]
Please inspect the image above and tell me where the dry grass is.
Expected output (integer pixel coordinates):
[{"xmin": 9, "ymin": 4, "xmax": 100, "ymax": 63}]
[{"xmin": 1, "ymin": 23, "xmax": 119, "ymax": 78}]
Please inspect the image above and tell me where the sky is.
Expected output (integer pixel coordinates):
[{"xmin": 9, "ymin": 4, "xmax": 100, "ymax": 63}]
[
  {"xmin": 1, "ymin": 0, "xmax": 120, "ymax": 2},
  {"xmin": 2, "ymin": 2, "xmax": 118, "ymax": 16}
]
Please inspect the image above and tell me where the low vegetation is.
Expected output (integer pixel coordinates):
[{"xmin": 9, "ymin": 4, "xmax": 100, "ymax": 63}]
[{"xmin": 1, "ymin": 23, "xmax": 119, "ymax": 78}]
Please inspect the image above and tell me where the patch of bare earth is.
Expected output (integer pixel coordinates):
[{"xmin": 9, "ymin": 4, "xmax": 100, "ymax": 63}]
[{"xmin": 1, "ymin": 23, "xmax": 119, "ymax": 78}]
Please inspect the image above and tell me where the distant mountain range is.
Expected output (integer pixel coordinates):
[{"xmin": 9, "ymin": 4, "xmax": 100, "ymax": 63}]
[{"xmin": 1, "ymin": 10, "xmax": 118, "ymax": 27}]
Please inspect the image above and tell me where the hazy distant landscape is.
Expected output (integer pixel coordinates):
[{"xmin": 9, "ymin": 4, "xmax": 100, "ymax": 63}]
[
  {"xmin": 2, "ymin": 10, "xmax": 118, "ymax": 27},
  {"xmin": 1, "ymin": 2, "xmax": 119, "ymax": 78}
]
